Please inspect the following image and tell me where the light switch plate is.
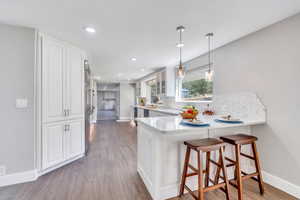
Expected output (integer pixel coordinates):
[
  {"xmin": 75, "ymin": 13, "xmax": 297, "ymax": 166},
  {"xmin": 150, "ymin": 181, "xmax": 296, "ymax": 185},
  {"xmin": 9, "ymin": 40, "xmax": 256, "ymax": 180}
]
[
  {"xmin": 0, "ymin": 165, "xmax": 6, "ymax": 176},
  {"xmin": 16, "ymin": 98, "xmax": 28, "ymax": 108}
]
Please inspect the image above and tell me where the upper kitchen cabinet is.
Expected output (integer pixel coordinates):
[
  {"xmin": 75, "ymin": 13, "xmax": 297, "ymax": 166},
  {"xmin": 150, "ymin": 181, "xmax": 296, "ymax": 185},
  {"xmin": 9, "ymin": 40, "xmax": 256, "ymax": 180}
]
[
  {"xmin": 156, "ymin": 73, "xmax": 161, "ymax": 95},
  {"xmin": 42, "ymin": 36, "xmax": 66, "ymax": 123},
  {"xmin": 156, "ymin": 70, "xmax": 166, "ymax": 96},
  {"xmin": 161, "ymin": 70, "xmax": 166, "ymax": 95},
  {"xmin": 65, "ymin": 46, "xmax": 85, "ymax": 119},
  {"xmin": 136, "ymin": 82, "xmax": 141, "ymax": 97},
  {"xmin": 41, "ymin": 34, "xmax": 85, "ymax": 123}
]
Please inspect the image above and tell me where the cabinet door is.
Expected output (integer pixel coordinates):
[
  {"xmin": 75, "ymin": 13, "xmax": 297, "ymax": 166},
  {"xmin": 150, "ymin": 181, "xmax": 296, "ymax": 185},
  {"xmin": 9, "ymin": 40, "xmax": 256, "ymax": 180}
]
[
  {"xmin": 42, "ymin": 36, "xmax": 66, "ymax": 123},
  {"xmin": 66, "ymin": 46, "xmax": 84, "ymax": 119},
  {"xmin": 161, "ymin": 70, "xmax": 166, "ymax": 95},
  {"xmin": 156, "ymin": 73, "xmax": 161, "ymax": 95},
  {"xmin": 135, "ymin": 82, "xmax": 141, "ymax": 97},
  {"xmin": 42, "ymin": 122, "xmax": 65, "ymax": 169},
  {"xmin": 65, "ymin": 119, "xmax": 84, "ymax": 159}
]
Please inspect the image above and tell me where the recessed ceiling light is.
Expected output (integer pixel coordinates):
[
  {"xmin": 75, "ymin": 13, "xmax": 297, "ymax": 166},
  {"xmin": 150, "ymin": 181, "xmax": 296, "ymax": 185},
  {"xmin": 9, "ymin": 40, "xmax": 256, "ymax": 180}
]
[
  {"xmin": 84, "ymin": 27, "xmax": 96, "ymax": 33},
  {"xmin": 131, "ymin": 57, "xmax": 137, "ymax": 61},
  {"xmin": 141, "ymin": 68, "xmax": 145, "ymax": 72}
]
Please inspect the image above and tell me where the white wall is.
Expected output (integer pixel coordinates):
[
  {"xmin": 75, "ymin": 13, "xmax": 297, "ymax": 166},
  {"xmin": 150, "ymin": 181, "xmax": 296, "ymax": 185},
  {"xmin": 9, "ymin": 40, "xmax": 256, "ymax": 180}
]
[
  {"xmin": 0, "ymin": 23, "xmax": 35, "ymax": 174},
  {"xmin": 119, "ymin": 83, "xmax": 135, "ymax": 120},
  {"xmin": 185, "ymin": 13, "xmax": 300, "ymax": 187}
]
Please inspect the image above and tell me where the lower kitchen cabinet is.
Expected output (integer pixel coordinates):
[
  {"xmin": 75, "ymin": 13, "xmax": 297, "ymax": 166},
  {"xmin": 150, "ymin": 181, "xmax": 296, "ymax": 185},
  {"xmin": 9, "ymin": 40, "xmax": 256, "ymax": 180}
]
[
  {"xmin": 42, "ymin": 119, "xmax": 84, "ymax": 170},
  {"xmin": 65, "ymin": 119, "xmax": 85, "ymax": 159}
]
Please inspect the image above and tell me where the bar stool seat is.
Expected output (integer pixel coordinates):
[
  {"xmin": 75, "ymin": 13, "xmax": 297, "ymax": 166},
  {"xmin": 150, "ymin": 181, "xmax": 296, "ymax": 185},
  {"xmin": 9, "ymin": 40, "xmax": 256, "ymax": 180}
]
[
  {"xmin": 179, "ymin": 138, "xmax": 231, "ymax": 200},
  {"xmin": 184, "ymin": 138, "xmax": 225, "ymax": 151},
  {"xmin": 220, "ymin": 134, "xmax": 257, "ymax": 145}
]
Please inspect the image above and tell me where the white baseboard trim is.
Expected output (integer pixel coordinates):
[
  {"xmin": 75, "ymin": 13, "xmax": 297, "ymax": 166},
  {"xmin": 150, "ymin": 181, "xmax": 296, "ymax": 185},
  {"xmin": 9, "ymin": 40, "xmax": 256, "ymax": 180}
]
[
  {"xmin": 0, "ymin": 154, "xmax": 84, "ymax": 188},
  {"xmin": 38, "ymin": 153, "xmax": 84, "ymax": 176},
  {"xmin": 159, "ymin": 172, "xmax": 300, "ymax": 200},
  {"xmin": 116, "ymin": 117, "xmax": 132, "ymax": 122},
  {"xmin": 138, "ymin": 165, "xmax": 197, "ymax": 200},
  {"xmin": 263, "ymin": 171, "xmax": 300, "ymax": 199},
  {"xmin": 137, "ymin": 165, "xmax": 157, "ymax": 199},
  {"xmin": 137, "ymin": 167, "xmax": 300, "ymax": 200},
  {"xmin": 0, "ymin": 170, "xmax": 38, "ymax": 187}
]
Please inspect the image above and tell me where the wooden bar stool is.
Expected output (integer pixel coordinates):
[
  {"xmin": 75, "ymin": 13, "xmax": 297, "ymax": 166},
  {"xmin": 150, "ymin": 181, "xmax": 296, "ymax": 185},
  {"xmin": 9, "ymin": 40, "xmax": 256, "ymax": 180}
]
[
  {"xmin": 216, "ymin": 134, "xmax": 264, "ymax": 200},
  {"xmin": 179, "ymin": 138, "xmax": 230, "ymax": 200}
]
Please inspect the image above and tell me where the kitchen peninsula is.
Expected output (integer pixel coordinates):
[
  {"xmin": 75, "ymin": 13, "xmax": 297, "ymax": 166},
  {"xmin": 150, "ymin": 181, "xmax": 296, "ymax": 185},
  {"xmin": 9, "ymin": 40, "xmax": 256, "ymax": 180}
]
[{"xmin": 136, "ymin": 92, "xmax": 266, "ymax": 200}]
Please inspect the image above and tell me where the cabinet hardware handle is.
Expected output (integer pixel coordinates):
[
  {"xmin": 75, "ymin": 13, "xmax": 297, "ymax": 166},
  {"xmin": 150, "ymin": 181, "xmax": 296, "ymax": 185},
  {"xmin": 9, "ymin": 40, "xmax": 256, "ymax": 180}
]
[
  {"xmin": 64, "ymin": 124, "xmax": 67, "ymax": 131},
  {"xmin": 63, "ymin": 109, "xmax": 66, "ymax": 116}
]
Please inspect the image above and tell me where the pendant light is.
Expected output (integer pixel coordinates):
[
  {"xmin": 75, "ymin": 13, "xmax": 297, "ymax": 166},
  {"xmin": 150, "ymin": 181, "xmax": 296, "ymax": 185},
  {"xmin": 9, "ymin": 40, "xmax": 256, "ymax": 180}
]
[
  {"xmin": 176, "ymin": 25, "xmax": 185, "ymax": 78},
  {"xmin": 205, "ymin": 32, "xmax": 214, "ymax": 81}
]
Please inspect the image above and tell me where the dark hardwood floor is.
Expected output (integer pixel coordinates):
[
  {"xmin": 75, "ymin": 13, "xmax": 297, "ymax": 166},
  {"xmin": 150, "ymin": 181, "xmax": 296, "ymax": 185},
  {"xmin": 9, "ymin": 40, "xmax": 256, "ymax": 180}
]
[{"xmin": 0, "ymin": 121, "xmax": 297, "ymax": 200}]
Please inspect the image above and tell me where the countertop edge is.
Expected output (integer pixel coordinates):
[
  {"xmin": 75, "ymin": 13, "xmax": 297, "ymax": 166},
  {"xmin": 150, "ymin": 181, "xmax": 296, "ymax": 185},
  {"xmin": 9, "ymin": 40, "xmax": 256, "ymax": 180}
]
[
  {"xmin": 133, "ymin": 105, "xmax": 180, "ymax": 115},
  {"xmin": 137, "ymin": 118, "xmax": 266, "ymax": 134}
]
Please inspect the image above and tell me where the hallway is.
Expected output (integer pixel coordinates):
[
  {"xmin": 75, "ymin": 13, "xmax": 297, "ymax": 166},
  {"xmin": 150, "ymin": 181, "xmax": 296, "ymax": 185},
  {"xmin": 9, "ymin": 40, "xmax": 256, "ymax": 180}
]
[{"xmin": 0, "ymin": 121, "xmax": 296, "ymax": 200}]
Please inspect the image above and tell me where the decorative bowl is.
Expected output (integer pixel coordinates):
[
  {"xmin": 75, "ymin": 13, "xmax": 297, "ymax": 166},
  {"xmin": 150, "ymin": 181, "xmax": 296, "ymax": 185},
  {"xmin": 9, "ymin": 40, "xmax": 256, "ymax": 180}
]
[{"xmin": 180, "ymin": 110, "xmax": 198, "ymax": 119}]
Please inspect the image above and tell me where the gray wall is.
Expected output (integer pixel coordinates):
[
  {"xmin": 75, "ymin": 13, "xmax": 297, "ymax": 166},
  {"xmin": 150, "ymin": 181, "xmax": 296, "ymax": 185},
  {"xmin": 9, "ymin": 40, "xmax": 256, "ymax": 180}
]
[
  {"xmin": 0, "ymin": 23, "xmax": 35, "ymax": 174},
  {"xmin": 188, "ymin": 13, "xmax": 300, "ymax": 186},
  {"xmin": 120, "ymin": 83, "xmax": 135, "ymax": 120}
]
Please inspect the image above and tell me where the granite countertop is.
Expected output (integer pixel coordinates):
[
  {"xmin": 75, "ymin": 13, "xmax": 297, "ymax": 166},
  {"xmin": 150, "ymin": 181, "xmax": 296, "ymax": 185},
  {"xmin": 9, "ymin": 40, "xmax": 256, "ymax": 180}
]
[
  {"xmin": 137, "ymin": 115, "xmax": 265, "ymax": 134},
  {"xmin": 133, "ymin": 105, "xmax": 180, "ymax": 115}
]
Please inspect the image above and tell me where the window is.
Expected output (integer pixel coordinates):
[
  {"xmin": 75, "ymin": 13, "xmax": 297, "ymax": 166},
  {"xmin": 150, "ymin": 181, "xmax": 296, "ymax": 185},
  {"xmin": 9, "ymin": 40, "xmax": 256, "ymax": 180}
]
[{"xmin": 177, "ymin": 67, "xmax": 213, "ymax": 102}]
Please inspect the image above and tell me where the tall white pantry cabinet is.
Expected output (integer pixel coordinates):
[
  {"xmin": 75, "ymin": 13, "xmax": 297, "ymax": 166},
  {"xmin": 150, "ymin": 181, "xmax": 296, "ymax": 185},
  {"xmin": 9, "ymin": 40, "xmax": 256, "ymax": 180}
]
[{"xmin": 38, "ymin": 33, "xmax": 86, "ymax": 172}]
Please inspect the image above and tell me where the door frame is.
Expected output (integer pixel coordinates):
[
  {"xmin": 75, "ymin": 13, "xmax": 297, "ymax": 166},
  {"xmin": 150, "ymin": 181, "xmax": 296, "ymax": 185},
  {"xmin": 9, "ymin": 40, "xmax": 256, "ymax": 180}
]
[{"xmin": 34, "ymin": 30, "xmax": 43, "ymax": 174}]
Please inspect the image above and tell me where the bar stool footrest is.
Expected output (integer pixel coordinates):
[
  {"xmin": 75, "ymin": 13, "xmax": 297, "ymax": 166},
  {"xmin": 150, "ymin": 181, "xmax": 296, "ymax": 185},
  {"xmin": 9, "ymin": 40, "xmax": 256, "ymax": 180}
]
[
  {"xmin": 241, "ymin": 153, "xmax": 255, "ymax": 160},
  {"xmin": 203, "ymin": 183, "xmax": 226, "ymax": 192}
]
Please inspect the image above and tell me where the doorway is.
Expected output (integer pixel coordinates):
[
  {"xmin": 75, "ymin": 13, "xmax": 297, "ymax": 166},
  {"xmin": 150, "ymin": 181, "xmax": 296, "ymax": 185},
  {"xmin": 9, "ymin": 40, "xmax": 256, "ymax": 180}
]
[{"xmin": 97, "ymin": 83, "xmax": 120, "ymax": 121}]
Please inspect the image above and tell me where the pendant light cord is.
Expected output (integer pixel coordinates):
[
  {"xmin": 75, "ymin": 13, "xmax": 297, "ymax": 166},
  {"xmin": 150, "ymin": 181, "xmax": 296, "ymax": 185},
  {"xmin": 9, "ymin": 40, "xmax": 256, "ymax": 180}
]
[
  {"xmin": 179, "ymin": 29, "xmax": 182, "ymax": 66},
  {"xmin": 208, "ymin": 33, "xmax": 211, "ymax": 72}
]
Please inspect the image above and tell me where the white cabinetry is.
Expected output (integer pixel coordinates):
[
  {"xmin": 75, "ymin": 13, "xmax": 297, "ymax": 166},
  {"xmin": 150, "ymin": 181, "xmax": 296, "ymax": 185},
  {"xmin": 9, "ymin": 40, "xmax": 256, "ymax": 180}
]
[
  {"xmin": 42, "ymin": 36, "xmax": 84, "ymax": 123},
  {"xmin": 42, "ymin": 37, "xmax": 66, "ymax": 123},
  {"xmin": 156, "ymin": 73, "xmax": 161, "ymax": 96},
  {"xmin": 65, "ymin": 119, "xmax": 85, "ymax": 159},
  {"xmin": 66, "ymin": 47, "xmax": 84, "ymax": 119},
  {"xmin": 156, "ymin": 70, "xmax": 166, "ymax": 96},
  {"xmin": 42, "ymin": 122, "xmax": 65, "ymax": 169},
  {"xmin": 40, "ymin": 33, "xmax": 85, "ymax": 172},
  {"xmin": 161, "ymin": 70, "xmax": 166, "ymax": 95},
  {"xmin": 136, "ymin": 82, "xmax": 141, "ymax": 97},
  {"xmin": 42, "ymin": 119, "xmax": 84, "ymax": 169}
]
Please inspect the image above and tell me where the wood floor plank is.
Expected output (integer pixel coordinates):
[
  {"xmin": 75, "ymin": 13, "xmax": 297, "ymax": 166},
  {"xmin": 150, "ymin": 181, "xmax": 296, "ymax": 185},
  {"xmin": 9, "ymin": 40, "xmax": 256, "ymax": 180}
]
[{"xmin": 0, "ymin": 121, "xmax": 297, "ymax": 200}]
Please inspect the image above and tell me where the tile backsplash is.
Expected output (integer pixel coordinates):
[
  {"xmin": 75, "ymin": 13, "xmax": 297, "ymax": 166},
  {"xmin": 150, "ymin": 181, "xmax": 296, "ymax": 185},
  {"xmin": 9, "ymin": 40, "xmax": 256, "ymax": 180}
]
[{"xmin": 161, "ymin": 92, "xmax": 266, "ymax": 121}]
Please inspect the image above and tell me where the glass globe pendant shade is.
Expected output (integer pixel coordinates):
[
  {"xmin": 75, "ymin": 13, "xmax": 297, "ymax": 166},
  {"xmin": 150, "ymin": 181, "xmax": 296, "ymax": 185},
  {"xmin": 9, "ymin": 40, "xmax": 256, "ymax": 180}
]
[
  {"xmin": 177, "ymin": 64, "xmax": 185, "ymax": 79},
  {"xmin": 205, "ymin": 69, "xmax": 214, "ymax": 81}
]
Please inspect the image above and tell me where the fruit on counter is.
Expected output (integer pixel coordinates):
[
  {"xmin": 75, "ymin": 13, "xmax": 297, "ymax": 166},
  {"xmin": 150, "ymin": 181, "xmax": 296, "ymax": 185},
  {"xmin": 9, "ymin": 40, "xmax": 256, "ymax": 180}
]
[
  {"xmin": 180, "ymin": 106, "xmax": 199, "ymax": 119},
  {"xmin": 187, "ymin": 109, "xmax": 194, "ymax": 114}
]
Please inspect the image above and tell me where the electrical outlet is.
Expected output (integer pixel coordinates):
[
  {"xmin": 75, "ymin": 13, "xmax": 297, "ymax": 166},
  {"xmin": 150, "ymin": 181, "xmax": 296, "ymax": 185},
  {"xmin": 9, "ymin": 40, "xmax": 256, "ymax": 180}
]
[{"xmin": 0, "ymin": 166, "xmax": 6, "ymax": 176}]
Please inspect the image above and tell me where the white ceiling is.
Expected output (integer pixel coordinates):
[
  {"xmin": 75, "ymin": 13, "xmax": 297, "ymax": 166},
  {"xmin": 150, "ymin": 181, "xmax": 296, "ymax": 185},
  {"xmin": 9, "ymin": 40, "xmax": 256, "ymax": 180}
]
[{"xmin": 1, "ymin": 0, "xmax": 300, "ymax": 81}]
